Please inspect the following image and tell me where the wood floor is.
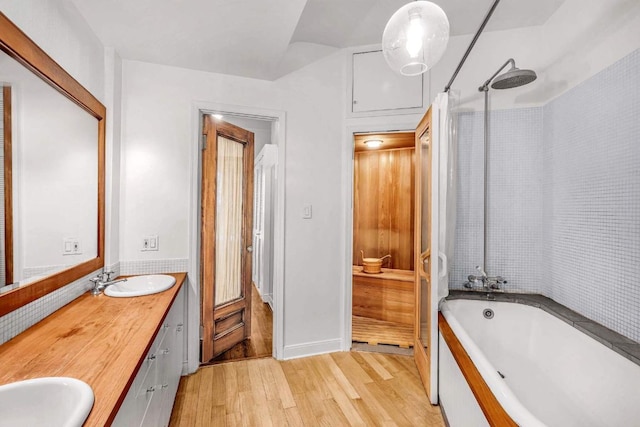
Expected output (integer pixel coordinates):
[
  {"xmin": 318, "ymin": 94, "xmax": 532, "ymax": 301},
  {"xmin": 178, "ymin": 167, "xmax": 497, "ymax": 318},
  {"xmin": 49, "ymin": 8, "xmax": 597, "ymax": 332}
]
[
  {"xmin": 170, "ymin": 351, "xmax": 444, "ymax": 426},
  {"xmin": 352, "ymin": 315, "xmax": 414, "ymax": 348},
  {"xmin": 207, "ymin": 284, "xmax": 273, "ymax": 364}
]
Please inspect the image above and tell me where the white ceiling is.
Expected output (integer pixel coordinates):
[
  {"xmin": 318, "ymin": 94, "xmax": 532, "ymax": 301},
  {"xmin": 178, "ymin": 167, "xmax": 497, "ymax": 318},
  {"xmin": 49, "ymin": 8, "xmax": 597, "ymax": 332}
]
[{"xmin": 71, "ymin": 0, "xmax": 566, "ymax": 81}]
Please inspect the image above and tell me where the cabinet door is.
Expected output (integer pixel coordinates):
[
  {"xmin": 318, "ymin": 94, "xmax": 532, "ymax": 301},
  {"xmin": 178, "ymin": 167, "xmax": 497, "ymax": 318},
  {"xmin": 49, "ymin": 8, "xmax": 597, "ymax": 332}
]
[
  {"xmin": 352, "ymin": 50, "xmax": 424, "ymax": 113},
  {"xmin": 113, "ymin": 285, "xmax": 186, "ymax": 427}
]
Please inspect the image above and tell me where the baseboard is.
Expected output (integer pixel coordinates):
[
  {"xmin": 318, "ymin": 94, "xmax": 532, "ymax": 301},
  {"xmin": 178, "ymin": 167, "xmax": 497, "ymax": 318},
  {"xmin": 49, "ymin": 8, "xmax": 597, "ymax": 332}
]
[{"xmin": 282, "ymin": 338, "xmax": 342, "ymax": 360}]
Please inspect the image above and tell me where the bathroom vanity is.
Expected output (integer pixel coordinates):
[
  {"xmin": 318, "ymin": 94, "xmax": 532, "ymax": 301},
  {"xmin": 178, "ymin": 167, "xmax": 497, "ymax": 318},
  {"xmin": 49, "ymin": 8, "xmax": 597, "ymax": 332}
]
[{"xmin": 0, "ymin": 272, "xmax": 186, "ymax": 426}]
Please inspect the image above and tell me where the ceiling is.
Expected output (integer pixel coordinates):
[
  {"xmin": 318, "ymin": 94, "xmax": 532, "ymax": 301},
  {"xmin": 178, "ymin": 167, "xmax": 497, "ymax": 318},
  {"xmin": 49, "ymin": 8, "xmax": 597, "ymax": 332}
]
[{"xmin": 71, "ymin": 0, "xmax": 566, "ymax": 81}]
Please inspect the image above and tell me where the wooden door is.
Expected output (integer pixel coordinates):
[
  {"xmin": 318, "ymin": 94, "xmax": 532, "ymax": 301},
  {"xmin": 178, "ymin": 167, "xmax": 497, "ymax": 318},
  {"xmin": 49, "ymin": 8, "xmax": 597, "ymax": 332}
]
[
  {"xmin": 414, "ymin": 106, "xmax": 440, "ymax": 404},
  {"xmin": 200, "ymin": 116, "xmax": 254, "ymax": 362}
]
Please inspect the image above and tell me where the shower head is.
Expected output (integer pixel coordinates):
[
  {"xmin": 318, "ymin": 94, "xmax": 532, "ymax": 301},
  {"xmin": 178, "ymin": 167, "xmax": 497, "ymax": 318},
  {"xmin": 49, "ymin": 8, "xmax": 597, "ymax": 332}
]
[
  {"xmin": 491, "ymin": 67, "xmax": 537, "ymax": 89},
  {"xmin": 479, "ymin": 58, "xmax": 537, "ymax": 91}
]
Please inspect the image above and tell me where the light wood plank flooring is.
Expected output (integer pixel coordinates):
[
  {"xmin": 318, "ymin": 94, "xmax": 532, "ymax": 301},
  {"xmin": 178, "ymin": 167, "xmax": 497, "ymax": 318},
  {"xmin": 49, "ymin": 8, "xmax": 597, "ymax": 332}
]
[
  {"xmin": 169, "ymin": 351, "xmax": 444, "ymax": 426},
  {"xmin": 352, "ymin": 315, "xmax": 414, "ymax": 348},
  {"xmin": 206, "ymin": 284, "xmax": 273, "ymax": 364}
]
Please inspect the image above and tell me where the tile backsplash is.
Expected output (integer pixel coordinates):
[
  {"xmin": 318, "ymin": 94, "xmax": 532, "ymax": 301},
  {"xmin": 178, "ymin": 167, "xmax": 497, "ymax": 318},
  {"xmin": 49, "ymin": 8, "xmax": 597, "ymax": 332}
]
[
  {"xmin": 120, "ymin": 258, "xmax": 188, "ymax": 276},
  {"xmin": 0, "ymin": 258, "xmax": 188, "ymax": 345},
  {"xmin": 452, "ymin": 48, "xmax": 640, "ymax": 342},
  {"xmin": 0, "ymin": 270, "xmax": 98, "ymax": 345}
]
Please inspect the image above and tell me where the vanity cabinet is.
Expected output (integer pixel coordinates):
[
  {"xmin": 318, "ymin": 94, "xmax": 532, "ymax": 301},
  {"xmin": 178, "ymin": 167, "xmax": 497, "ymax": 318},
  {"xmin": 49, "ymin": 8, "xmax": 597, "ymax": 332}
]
[{"xmin": 112, "ymin": 285, "xmax": 185, "ymax": 427}]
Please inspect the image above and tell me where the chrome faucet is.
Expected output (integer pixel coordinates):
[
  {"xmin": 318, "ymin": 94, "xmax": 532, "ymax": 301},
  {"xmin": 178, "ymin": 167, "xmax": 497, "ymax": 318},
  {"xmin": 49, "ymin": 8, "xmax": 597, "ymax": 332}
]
[
  {"xmin": 463, "ymin": 265, "xmax": 507, "ymax": 291},
  {"xmin": 90, "ymin": 270, "xmax": 127, "ymax": 295}
]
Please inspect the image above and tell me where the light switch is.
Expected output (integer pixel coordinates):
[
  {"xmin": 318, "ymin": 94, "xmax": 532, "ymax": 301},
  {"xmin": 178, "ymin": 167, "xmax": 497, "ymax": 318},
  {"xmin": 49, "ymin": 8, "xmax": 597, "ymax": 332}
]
[
  {"xmin": 142, "ymin": 235, "xmax": 159, "ymax": 251},
  {"xmin": 63, "ymin": 238, "xmax": 81, "ymax": 255},
  {"xmin": 302, "ymin": 204, "xmax": 312, "ymax": 219}
]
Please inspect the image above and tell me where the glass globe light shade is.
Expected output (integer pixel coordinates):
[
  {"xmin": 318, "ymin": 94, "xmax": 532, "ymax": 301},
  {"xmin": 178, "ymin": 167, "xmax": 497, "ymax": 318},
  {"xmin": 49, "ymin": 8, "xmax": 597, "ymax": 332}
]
[{"xmin": 382, "ymin": 1, "xmax": 450, "ymax": 76}]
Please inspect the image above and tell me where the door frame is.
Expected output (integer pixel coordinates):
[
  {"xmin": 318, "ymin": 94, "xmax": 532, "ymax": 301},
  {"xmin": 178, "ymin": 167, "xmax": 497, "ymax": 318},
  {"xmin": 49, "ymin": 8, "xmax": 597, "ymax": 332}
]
[
  {"xmin": 188, "ymin": 102, "xmax": 286, "ymax": 372},
  {"xmin": 341, "ymin": 118, "xmax": 425, "ymax": 351}
]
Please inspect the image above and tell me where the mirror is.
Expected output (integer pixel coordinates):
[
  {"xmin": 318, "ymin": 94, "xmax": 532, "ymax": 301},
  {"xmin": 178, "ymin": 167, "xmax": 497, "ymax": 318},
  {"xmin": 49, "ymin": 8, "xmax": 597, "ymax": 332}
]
[{"xmin": 0, "ymin": 13, "xmax": 105, "ymax": 315}]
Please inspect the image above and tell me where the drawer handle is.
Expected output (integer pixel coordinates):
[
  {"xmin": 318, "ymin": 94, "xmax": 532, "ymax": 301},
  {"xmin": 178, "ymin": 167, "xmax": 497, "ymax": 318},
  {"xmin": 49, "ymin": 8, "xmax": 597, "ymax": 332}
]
[
  {"xmin": 161, "ymin": 384, "xmax": 168, "ymax": 389},
  {"xmin": 177, "ymin": 324, "xmax": 183, "ymax": 332},
  {"xmin": 161, "ymin": 349, "xmax": 170, "ymax": 355},
  {"xmin": 147, "ymin": 354, "xmax": 156, "ymax": 361},
  {"xmin": 164, "ymin": 323, "xmax": 170, "ymax": 329},
  {"xmin": 146, "ymin": 386, "xmax": 155, "ymax": 393}
]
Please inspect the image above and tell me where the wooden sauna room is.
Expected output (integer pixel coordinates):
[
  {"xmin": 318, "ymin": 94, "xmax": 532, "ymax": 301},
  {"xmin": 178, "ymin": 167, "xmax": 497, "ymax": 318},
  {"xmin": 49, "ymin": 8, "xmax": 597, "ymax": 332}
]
[{"xmin": 352, "ymin": 132, "xmax": 415, "ymax": 348}]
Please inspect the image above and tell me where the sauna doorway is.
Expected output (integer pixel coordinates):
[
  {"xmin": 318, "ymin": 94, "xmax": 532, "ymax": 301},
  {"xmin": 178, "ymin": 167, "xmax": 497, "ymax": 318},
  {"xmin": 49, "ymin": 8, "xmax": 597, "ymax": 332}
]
[{"xmin": 351, "ymin": 132, "xmax": 415, "ymax": 350}]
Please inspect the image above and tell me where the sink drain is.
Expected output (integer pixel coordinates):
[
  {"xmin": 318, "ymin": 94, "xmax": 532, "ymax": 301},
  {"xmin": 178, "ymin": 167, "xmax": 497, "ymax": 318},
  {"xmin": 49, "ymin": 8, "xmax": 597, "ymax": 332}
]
[{"xmin": 483, "ymin": 308, "xmax": 494, "ymax": 319}]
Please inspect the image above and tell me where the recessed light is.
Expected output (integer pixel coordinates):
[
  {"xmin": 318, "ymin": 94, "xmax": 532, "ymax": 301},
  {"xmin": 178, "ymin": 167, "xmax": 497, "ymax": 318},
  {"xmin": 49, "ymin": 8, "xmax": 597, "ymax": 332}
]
[
  {"xmin": 364, "ymin": 139, "xmax": 383, "ymax": 148},
  {"xmin": 211, "ymin": 113, "xmax": 223, "ymax": 120}
]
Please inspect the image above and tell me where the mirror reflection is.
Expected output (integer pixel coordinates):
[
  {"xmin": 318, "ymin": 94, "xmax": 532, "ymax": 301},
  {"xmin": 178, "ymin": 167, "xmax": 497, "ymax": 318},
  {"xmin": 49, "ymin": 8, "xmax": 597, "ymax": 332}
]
[{"xmin": 0, "ymin": 48, "xmax": 98, "ymax": 288}]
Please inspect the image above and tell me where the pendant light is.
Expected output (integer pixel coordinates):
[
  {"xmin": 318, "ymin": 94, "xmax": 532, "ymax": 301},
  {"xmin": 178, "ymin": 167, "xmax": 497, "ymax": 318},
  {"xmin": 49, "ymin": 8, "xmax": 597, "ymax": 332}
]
[{"xmin": 382, "ymin": 1, "xmax": 450, "ymax": 76}]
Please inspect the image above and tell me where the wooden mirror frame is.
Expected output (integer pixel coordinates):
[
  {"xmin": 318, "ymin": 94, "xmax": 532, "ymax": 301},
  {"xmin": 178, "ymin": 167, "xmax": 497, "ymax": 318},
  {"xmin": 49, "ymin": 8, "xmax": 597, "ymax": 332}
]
[{"xmin": 0, "ymin": 12, "xmax": 105, "ymax": 317}]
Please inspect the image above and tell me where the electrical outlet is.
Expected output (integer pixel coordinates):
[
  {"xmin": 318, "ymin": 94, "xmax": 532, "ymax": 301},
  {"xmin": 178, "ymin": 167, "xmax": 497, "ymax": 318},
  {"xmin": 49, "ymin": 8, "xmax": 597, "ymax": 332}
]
[
  {"xmin": 63, "ymin": 238, "xmax": 82, "ymax": 255},
  {"xmin": 141, "ymin": 235, "xmax": 159, "ymax": 251}
]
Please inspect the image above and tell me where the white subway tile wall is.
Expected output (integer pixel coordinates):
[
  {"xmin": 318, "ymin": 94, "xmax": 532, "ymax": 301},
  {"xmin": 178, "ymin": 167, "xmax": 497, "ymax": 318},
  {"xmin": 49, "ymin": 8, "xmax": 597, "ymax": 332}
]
[
  {"xmin": 451, "ymin": 108, "xmax": 545, "ymax": 294},
  {"xmin": 120, "ymin": 259, "xmax": 188, "ymax": 276},
  {"xmin": 450, "ymin": 111, "xmax": 487, "ymax": 290},
  {"xmin": 0, "ymin": 270, "xmax": 99, "ymax": 345},
  {"xmin": 542, "ymin": 48, "xmax": 640, "ymax": 342},
  {"xmin": 0, "ymin": 259, "xmax": 187, "ymax": 345},
  {"xmin": 453, "ymin": 48, "xmax": 640, "ymax": 342}
]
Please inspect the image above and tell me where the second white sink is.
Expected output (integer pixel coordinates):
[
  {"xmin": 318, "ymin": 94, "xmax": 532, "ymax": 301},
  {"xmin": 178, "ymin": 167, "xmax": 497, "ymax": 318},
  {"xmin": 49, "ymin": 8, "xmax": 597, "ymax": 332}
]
[
  {"xmin": 0, "ymin": 377, "xmax": 94, "ymax": 427},
  {"xmin": 104, "ymin": 274, "xmax": 176, "ymax": 297}
]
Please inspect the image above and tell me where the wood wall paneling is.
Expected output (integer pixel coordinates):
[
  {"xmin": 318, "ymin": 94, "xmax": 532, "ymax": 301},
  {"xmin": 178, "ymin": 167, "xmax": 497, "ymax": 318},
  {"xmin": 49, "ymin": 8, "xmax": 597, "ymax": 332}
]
[
  {"xmin": 352, "ymin": 274, "xmax": 414, "ymax": 326},
  {"xmin": 353, "ymin": 147, "xmax": 415, "ymax": 270}
]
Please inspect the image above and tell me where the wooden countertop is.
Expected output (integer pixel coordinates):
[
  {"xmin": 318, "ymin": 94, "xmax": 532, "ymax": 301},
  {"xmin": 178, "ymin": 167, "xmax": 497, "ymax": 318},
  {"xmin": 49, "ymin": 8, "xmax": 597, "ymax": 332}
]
[
  {"xmin": 0, "ymin": 272, "xmax": 186, "ymax": 427},
  {"xmin": 352, "ymin": 266, "xmax": 414, "ymax": 282}
]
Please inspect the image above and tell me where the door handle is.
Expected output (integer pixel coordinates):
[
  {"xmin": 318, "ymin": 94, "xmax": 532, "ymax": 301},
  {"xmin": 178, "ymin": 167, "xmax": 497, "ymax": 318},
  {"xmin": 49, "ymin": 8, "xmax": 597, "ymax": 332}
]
[
  {"xmin": 247, "ymin": 246, "xmax": 253, "ymax": 253},
  {"xmin": 419, "ymin": 249, "xmax": 430, "ymax": 277}
]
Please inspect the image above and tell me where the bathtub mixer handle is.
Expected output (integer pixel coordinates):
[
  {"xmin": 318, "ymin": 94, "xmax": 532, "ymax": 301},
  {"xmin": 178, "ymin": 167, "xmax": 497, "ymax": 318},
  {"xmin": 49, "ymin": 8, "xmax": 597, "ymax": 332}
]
[{"xmin": 464, "ymin": 266, "xmax": 507, "ymax": 290}]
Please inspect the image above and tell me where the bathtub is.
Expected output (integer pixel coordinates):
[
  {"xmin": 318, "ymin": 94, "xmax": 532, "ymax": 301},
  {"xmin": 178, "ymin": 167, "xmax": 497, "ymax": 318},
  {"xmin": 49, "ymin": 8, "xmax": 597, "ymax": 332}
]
[{"xmin": 438, "ymin": 298, "xmax": 640, "ymax": 427}]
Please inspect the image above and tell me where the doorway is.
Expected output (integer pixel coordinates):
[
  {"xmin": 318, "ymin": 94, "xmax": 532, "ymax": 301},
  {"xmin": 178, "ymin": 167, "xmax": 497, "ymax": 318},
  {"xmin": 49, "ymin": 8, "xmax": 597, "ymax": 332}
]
[
  {"xmin": 351, "ymin": 131, "xmax": 416, "ymax": 350},
  {"xmin": 199, "ymin": 113, "xmax": 278, "ymax": 364}
]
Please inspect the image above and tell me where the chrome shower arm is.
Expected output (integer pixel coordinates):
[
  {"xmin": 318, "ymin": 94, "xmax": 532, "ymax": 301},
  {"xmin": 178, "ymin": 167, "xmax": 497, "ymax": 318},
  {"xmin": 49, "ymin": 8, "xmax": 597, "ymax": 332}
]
[{"xmin": 479, "ymin": 58, "xmax": 515, "ymax": 91}]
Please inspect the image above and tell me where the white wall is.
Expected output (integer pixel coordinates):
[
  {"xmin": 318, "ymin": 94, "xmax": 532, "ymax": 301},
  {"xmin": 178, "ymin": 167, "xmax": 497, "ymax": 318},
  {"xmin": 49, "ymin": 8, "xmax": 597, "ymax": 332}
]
[
  {"xmin": 275, "ymin": 53, "xmax": 345, "ymax": 354},
  {"xmin": 120, "ymin": 61, "xmax": 278, "ymax": 261},
  {"xmin": 117, "ymin": 0, "xmax": 640, "ymax": 361},
  {"xmin": 0, "ymin": 1, "xmax": 106, "ymax": 276},
  {"xmin": 105, "ymin": 48, "xmax": 123, "ymax": 268},
  {"xmin": 0, "ymin": 0, "xmax": 105, "ymax": 102},
  {"xmin": 427, "ymin": 0, "xmax": 640, "ymax": 110},
  {"xmin": 0, "ymin": 0, "xmax": 108, "ymax": 342},
  {"xmin": 17, "ymin": 63, "xmax": 98, "ymax": 272},
  {"xmin": 120, "ymin": 51, "xmax": 346, "ymax": 357}
]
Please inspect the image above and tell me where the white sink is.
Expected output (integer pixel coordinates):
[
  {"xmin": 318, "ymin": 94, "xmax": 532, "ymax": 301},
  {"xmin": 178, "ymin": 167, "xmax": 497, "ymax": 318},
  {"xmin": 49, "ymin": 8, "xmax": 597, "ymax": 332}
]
[
  {"xmin": 104, "ymin": 274, "xmax": 176, "ymax": 297},
  {"xmin": 0, "ymin": 377, "xmax": 94, "ymax": 427}
]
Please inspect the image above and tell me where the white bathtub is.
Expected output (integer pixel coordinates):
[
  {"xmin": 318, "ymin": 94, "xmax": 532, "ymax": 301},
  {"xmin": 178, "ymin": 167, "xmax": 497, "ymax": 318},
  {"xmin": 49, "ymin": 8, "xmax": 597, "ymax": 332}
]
[{"xmin": 439, "ymin": 298, "xmax": 640, "ymax": 427}]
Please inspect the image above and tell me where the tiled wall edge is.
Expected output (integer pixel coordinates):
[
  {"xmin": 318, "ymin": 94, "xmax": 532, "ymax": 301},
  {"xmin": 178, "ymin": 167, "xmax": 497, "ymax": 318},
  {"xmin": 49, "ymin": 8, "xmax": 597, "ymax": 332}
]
[
  {"xmin": 0, "ymin": 259, "xmax": 187, "ymax": 345},
  {"xmin": 120, "ymin": 258, "xmax": 189, "ymax": 276},
  {"xmin": 0, "ymin": 268, "xmax": 101, "ymax": 345}
]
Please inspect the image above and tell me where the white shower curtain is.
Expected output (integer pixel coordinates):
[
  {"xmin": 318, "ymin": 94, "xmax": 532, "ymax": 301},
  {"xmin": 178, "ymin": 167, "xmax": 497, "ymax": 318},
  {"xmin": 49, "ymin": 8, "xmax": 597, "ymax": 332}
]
[
  {"xmin": 434, "ymin": 92, "xmax": 458, "ymax": 303},
  {"xmin": 214, "ymin": 135, "xmax": 245, "ymax": 306}
]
